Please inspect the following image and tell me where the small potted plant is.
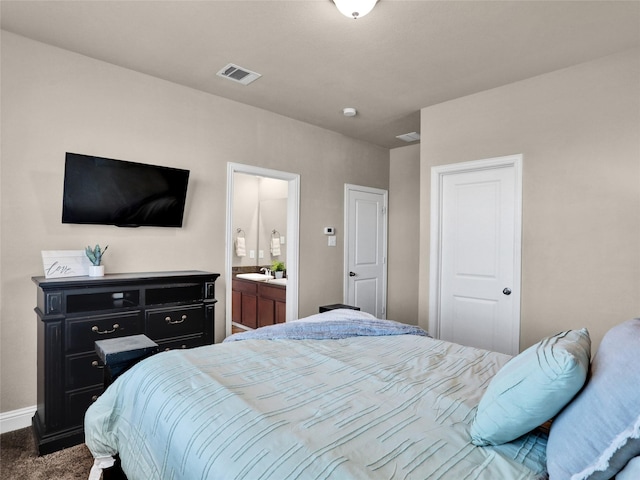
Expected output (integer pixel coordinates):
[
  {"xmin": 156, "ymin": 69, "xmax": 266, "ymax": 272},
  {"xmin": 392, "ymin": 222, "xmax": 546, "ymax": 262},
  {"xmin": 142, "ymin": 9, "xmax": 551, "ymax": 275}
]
[
  {"xmin": 271, "ymin": 260, "xmax": 286, "ymax": 279},
  {"xmin": 85, "ymin": 244, "xmax": 108, "ymax": 277}
]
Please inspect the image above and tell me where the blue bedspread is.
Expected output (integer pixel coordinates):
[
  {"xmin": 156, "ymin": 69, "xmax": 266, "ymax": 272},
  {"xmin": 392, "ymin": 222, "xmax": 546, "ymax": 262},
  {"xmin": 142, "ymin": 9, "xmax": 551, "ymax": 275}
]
[
  {"xmin": 224, "ymin": 312, "xmax": 430, "ymax": 342},
  {"xmin": 85, "ymin": 312, "xmax": 548, "ymax": 480}
]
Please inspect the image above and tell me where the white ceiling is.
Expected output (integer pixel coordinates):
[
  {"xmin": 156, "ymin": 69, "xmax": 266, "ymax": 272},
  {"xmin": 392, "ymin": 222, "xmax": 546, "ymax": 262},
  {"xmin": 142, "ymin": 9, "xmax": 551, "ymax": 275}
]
[{"xmin": 2, "ymin": 0, "xmax": 639, "ymax": 149}]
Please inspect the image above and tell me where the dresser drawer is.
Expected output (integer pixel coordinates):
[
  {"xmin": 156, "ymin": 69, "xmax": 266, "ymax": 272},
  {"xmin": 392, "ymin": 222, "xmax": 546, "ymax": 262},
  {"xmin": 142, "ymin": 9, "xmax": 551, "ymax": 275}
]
[
  {"xmin": 66, "ymin": 311, "xmax": 143, "ymax": 353},
  {"xmin": 66, "ymin": 386, "xmax": 102, "ymax": 428},
  {"xmin": 156, "ymin": 334, "xmax": 205, "ymax": 351},
  {"xmin": 146, "ymin": 304, "xmax": 205, "ymax": 340},
  {"xmin": 66, "ymin": 352, "xmax": 103, "ymax": 390}
]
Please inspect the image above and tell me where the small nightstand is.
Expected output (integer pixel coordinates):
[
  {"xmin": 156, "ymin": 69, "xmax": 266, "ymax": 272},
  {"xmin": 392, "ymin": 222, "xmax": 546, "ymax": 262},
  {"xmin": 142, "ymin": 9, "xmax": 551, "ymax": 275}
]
[{"xmin": 319, "ymin": 304, "xmax": 361, "ymax": 313}]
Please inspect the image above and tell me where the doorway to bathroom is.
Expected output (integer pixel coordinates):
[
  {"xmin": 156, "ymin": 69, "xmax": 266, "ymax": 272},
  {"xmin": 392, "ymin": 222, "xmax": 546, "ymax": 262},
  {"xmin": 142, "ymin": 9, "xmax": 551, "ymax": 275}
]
[{"xmin": 225, "ymin": 163, "xmax": 300, "ymax": 337}]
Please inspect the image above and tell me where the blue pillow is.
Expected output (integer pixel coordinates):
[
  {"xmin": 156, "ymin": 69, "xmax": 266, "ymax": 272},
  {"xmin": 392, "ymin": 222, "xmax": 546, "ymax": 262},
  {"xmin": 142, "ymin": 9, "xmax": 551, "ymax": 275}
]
[
  {"xmin": 470, "ymin": 328, "xmax": 591, "ymax": 446},
  {"xmin": 547, "ymin": 318, "xmax": 640, "ymax": 480}
]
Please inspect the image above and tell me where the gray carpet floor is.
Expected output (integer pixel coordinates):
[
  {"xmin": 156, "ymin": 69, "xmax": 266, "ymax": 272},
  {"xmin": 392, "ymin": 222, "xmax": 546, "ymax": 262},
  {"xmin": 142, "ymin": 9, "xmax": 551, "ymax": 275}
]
[{"xmin": 0, "ymin": 427, "xmax": 95, "ymax": 479}]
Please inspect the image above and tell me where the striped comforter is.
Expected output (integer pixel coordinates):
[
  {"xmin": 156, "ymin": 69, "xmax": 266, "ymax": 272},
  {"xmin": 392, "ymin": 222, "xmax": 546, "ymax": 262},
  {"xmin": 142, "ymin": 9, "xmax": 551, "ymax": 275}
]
[{"xmin": 85, "ymin": 318, "xmax": 548, "ymax": 479}]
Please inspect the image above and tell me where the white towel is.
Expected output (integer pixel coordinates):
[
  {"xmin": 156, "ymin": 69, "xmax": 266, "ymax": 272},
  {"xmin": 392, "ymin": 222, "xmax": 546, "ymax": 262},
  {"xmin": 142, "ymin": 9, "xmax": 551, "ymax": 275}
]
[
  {"xmin": 235, "ymin": 237, "xmax": 246, "ymax": 257},
  {"xmin": 270, "ymin": 236, "xmax": 281, "ymax": 256}
]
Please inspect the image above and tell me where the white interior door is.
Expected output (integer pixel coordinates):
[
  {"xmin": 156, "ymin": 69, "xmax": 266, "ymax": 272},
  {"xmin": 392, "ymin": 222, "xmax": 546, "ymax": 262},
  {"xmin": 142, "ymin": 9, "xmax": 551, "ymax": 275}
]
[
  {"xmin": 430, "ymin": 155, "xmax": 522, "ymax": 355},
  {"xmin": 344, "ymin": 184, "xmax": 387, "ymax": 318}
]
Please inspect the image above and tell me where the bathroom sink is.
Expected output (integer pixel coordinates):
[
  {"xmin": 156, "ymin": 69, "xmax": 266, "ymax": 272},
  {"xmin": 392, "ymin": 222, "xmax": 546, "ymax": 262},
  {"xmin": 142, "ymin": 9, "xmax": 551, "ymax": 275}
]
[
  {"xmin": 236, "ymin": 273, "xmax": 273, "ymax": 282},
  {"xmin": 268, "ymin": 278, "xmax": 287, "ymax": 286}
]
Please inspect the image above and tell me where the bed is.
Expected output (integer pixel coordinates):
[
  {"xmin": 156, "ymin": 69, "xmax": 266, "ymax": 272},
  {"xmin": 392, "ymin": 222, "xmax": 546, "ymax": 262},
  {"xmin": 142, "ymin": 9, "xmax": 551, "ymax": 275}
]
[{"xmin": 84, "ymin": 310, "xmax": 640, "ymax": 480}]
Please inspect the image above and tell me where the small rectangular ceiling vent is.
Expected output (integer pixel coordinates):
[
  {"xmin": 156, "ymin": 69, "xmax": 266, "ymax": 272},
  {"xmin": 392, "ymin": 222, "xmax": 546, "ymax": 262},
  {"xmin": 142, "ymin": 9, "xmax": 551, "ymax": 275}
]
[
  {"xmin": 396, "ymin": 132, "xmax": 421, "ymax": 142},
  {"xmin": 216, "ymin": 63, "xmax": 262, "ymax": 86}
]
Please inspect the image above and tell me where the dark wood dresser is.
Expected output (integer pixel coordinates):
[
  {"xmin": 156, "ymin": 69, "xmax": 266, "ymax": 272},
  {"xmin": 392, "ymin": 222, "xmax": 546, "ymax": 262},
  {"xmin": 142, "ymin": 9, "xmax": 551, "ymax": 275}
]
[{"xmin": 31, "ymin": 270, "xmax": 219, "ymax": 454}]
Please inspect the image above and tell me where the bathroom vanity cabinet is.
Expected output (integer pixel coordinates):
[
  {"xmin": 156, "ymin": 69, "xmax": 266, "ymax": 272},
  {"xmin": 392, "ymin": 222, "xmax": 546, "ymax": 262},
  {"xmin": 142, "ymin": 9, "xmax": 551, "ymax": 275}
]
[{"xmin": 232, "ymin": 277, "xmax": 285, "ymax": 329}]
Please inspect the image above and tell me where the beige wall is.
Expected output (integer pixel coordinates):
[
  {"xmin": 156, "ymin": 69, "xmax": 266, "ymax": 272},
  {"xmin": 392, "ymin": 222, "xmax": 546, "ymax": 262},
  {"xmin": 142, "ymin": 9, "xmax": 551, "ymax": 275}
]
[
  {"xmin": 418, "ymin": 48, "xmax": 640, "ymax": 353},
  {"xmin": 0, "ymin": 32, "xmax": 389, "ymax": 413},
  {"xmin": 387, "ymin": 144, "xmax": 420, "ymax": 324}
]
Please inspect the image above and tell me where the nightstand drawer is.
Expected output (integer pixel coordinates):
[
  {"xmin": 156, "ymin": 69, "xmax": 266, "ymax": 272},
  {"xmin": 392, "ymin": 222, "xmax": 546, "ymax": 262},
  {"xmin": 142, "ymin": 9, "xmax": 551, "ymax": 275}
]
[
  {"xmin": 146, "ymin": 305, "xmax": 204, "ymax": 340},
  {"xmin": 66, "ymin": 311, "xmax": 143, "ymax": 353}
]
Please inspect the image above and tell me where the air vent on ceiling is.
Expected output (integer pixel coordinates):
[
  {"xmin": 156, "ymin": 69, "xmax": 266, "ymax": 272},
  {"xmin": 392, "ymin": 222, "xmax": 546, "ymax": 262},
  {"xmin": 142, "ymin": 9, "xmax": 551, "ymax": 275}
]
[
  {"xmin": 216, "ymin": 63, "xmax": 262, "ymax": 86},
  {"xmin": 395, "ymin": 132, "xmax": 421, "ymax": 142}
]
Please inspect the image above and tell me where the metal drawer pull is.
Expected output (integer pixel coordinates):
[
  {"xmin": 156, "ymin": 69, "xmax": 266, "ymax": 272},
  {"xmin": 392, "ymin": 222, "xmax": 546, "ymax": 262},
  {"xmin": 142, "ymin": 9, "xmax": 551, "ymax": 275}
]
[
  {"xmin": 91, "ymin": 360, "xmax": 104, "ymax": 369},
  {"xmin": 165, "ymin": 314, "xmax": 187, "ymax": 325},
  {"xmin": 92, "ymin": 323, "xmax": 120, "ymax": 334}
]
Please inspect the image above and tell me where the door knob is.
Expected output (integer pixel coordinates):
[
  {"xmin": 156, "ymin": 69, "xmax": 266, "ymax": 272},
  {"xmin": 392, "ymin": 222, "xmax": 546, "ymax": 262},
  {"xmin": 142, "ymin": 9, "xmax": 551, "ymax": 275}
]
[
  {"xmin": 503, "ymin": 288, "xmax": 512, "ymax": 295},
  {"xmin": 349, "ymin": 272, "xmax": 356, "ymax": 277}
]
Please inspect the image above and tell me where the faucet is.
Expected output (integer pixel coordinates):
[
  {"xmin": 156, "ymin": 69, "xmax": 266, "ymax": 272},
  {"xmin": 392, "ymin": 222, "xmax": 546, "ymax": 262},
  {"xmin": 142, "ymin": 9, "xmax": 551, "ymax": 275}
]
[{"xmin": 260, "ymin": 267, "xmax": 271, "ymax": 278}]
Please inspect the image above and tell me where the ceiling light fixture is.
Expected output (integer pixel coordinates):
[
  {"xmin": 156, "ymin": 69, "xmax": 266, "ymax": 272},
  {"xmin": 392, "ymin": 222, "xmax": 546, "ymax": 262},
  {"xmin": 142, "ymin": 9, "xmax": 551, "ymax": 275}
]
[
  {"xmin": 333, "ymin": 0, "xmax": 378, "ymax": 19},
  {"xmin": 343, "ymin": 107, "xmax": 357, "ymax": 117}
]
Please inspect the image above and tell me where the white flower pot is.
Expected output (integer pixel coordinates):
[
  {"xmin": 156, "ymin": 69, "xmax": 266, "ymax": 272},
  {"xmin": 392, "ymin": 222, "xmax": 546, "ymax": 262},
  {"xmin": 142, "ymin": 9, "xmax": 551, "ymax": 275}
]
[
  {"xmin": 274, "ymin": 271, "xmax": 284, "ymax": 279},
  {"xmin": 89, "ymin": 265, "xmax": 105, "ymax": 277}
]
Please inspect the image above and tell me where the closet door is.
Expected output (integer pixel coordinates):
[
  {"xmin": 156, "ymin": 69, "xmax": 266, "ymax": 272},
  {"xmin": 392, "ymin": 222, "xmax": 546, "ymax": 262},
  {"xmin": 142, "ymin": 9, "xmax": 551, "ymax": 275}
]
[{"xmin": 431, "ymin": 155, "xmax": 522, "ymax": 356}]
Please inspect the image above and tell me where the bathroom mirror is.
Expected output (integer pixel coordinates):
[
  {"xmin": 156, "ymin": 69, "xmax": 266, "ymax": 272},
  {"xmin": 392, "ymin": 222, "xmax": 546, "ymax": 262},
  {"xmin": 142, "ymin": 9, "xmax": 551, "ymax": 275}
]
[{"xmin": 232, "ymin": 173, "xmax": 288, "ymax": 268}]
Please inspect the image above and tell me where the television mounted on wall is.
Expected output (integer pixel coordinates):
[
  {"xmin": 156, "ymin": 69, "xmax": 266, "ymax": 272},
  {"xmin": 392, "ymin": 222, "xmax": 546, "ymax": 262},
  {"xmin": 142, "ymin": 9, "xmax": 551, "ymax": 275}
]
[{"xmin": 62, "ymin": 153, "xmax": 190, "ymax": 228}]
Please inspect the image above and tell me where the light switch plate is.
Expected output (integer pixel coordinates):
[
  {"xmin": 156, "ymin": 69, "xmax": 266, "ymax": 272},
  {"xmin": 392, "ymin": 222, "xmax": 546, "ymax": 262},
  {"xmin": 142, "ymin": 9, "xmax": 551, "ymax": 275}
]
[{"xmin": 328, "ymin": 235, "xmax": 337, "ymax": 247}]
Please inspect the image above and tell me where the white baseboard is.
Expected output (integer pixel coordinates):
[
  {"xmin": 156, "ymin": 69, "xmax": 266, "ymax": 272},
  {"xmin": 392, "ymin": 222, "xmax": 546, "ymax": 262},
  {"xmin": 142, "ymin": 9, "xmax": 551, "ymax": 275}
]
[{"xmin": 0, "ymin": 405, "xmax": 36, "ymax": 434}]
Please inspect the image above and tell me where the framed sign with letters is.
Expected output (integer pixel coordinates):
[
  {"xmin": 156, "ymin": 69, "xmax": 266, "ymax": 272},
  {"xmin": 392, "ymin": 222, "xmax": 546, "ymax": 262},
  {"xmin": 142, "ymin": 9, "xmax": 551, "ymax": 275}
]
[{"xmin": 41, "ymin": 250, "xmax": 91, "ymax": 279}]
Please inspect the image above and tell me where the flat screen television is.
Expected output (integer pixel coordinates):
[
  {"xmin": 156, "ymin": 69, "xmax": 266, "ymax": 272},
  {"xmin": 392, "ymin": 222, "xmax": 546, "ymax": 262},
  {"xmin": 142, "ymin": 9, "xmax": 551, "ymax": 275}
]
[{"xmin": 62, "ymin": 153, "xmax": 190, "ymax": 227}]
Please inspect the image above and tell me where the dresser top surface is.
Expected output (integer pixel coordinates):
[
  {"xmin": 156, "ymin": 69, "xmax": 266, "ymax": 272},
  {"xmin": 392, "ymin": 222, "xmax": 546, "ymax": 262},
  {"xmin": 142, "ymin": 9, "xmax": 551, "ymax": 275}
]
[{"xmin": 33, "ymin": 270, "xmax": 219, "ymax": 288}]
